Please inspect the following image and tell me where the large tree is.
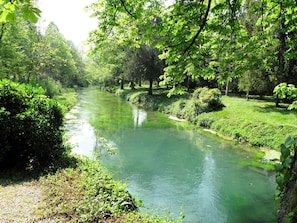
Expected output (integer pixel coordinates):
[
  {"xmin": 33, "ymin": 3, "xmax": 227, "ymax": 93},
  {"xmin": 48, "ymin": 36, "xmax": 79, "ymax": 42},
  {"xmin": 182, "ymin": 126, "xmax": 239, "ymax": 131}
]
[{"xmin": 124, "ymin": 45, "xmax": 164, "ymax": 95}]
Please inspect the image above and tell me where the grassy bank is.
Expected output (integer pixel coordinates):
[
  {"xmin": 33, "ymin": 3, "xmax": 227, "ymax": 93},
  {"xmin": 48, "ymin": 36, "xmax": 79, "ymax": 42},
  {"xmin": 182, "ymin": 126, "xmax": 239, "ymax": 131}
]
[
  {"xmin": 0, "ymin": 159, "xmax": 180, "ymax": 223},
  {"xmin": 196, "ymin": 96, "xmax": 297, "ymax": 150},
  {"xmin": 115, "ymin": 86, "xmax": 297, "ymax": 151},
  {"xmin": 38, "ymin": 158, "xmax": 181, "ymax": 223}
]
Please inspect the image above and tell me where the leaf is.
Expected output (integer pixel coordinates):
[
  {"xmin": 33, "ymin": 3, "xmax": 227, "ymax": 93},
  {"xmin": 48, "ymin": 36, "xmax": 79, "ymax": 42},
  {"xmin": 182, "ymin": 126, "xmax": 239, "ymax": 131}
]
[
  {"xmin": 275, "ymin": 163, "xmax": 283, "ymax": 172},
  {"xmin": 276, "ymin": 174, "xmax": 285, "ymax": 188},
  {"xmin": 285, "ymin": 136, "xmax": 293, "ymax": 146},
  {"xmin": 281, "ymin": 144, "xmax": 290, "ymax": 160}
]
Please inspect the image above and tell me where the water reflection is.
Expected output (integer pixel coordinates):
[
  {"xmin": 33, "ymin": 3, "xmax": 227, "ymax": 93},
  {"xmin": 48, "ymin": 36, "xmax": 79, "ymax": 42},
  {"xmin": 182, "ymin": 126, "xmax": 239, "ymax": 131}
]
[
  {"xmin": 64, "ymin": 105, "xmax": 96, "ymax": 157},
  {"xmin": 133, "ymin": 107, "xmax": 147, "ymax": 128},
  {"xmin": 195, "ymin": 152, "xmax": 227, "ymax": 223}
]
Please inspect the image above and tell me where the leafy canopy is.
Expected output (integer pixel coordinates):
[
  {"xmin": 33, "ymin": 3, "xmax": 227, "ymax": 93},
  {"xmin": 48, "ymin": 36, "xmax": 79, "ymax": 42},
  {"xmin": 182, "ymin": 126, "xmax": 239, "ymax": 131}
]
[{"xmin": 0, "ymin": 0, "xmax": 41, "ymax": 23}]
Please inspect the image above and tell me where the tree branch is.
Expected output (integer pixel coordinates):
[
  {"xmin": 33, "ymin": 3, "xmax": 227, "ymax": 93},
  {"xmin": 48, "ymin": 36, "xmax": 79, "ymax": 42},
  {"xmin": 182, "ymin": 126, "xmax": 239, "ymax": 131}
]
[
  {"xmin": 0, "ymin": 23, "xmax": 6, "ymax": 45},
  {"xmin": 119, "ymin": 0, "xmax": 136, "ymax": 19},
  {"xmin": 182, "ymin": 0, "xmax": 212, "ymax": 55}
]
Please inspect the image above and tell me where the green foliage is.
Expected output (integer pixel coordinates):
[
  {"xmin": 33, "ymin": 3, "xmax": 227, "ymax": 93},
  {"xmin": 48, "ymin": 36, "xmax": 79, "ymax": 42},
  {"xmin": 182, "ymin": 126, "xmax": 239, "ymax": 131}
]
[
  {"xmin": 276, "ymin": 136, "xmax": 297, "ymax": 195},
  {"xmin": 274, "ymin": 83, "xmax": 297, "ymax": 110},
  {"xmin": 0, "ymin": 79, "xmax": 74, "ymax": 171},
  {"xmin": 274, "ymin": 83, "xmax": 297, "ymax": 100},
  {"xmin": 87, "ymin": 0, "xmax": 297, "ymax": 97},
  {"xmin": 0, "ymin": 13, "xmax": 87, "ymax": 88},
  {"xmin": 166, "ymin": 87, "xmax": 223, "ymax": 122},
  {"xmin": 29, "ymin": 77, "xmax": 63, "ymax": 98},
  {"xmin": 0, "ymin": 0, "xmax": 41, "ymax": 23},
  {"xmin": 41, "ymin": 159, "xmax": 180, "ymax": 222},
  {"xmin": 40, "ymin": 158, "xmax": 183, "ymax": 222},
  {"xmin": 275, "ymin": 136, "xmax": 297, "ymax": 223}
]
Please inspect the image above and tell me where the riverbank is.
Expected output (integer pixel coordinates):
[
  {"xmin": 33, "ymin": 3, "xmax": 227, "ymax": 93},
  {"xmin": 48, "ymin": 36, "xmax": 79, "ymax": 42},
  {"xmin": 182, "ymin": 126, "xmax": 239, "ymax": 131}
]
[
  {"xmin": 114, "ymin": 87, "xmax": 297, "ymax": 164},
  {"xmin": 0, "ymin": 88, "xmax": 181, "ymax": 223},
  {"xmin": 0, "ymin": 159, "xmax": 181, "ymax": 223}
]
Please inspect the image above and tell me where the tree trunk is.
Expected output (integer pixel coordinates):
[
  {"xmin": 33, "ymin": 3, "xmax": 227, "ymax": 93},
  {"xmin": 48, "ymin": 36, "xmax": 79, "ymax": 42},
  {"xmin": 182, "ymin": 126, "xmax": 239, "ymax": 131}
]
[
  {"xmin": 246, "ymin": 90, "xmax": 249, "ymax": 100},
  {"xmin": 276, "ymin": 94, "xmax": 280, "ymax": 107},
  {"xmin": 148, "ymin": 79, "xmax": 153, "ymax": 95},
  {"xmin": 120, "ymin": 78, "xmax": 124, "ymax": 90},
  {"xmin": 225, "ymin": 81, "xmax": 229, "ymax": 96}
]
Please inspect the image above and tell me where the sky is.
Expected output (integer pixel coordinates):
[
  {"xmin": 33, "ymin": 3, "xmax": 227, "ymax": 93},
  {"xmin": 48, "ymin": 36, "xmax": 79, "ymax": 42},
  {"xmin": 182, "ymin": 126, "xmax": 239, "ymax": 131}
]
[
  {"xmin": 37, "ymin": 0, "xmax": 174, "ymax": 49},
  {"xmin": 37, "ymin": 0, "xmax": 98, "ymax": 48}
]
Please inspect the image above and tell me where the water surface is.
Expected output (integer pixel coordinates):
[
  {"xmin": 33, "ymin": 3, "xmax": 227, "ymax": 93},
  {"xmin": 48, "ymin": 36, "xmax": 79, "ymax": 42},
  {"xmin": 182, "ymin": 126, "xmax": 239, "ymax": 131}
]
[{"xmin": 64, "ymin": 87, "xmax": 276, "ymax": 223}]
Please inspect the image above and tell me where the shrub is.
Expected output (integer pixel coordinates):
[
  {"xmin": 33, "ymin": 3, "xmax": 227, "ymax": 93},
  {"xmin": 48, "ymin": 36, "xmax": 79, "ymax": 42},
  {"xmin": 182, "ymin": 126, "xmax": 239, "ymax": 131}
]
[
  {"xmin": 166, "ymin": 87, "xmax": 224, "ymax": 121},
  {"xmin": 30, "ymin": 77, "xmax": 63, "ymax": 98},
  {"xmin": 193, "ymin": 87, "xmax": 223, "ymax": 111},
  {"xmin": 0, "ymin": 79, "xmax": 73, "ymax": 171}
]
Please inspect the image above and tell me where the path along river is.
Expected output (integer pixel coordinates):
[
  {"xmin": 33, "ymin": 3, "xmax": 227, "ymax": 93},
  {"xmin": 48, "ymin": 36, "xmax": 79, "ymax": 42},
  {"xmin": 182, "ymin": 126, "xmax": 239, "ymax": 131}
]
[{"xmin": 64, "ymin": 87, "xmax": 276, "ymax": 223}]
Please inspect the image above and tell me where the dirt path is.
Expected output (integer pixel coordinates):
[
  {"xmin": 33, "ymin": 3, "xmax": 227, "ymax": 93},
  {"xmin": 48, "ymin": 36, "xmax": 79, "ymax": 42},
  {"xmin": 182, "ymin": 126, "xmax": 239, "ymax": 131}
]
[{"xmin": 0, "ymin": 182, "xmax": 45, "ymax": 223}]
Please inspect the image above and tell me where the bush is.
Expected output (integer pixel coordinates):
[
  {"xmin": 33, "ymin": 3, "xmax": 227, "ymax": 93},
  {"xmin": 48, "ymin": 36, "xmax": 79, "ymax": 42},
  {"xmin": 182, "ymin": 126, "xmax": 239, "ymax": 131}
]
[
  {"xmin": 166, "ymin": 87, "xmax": 224, "ymax": 121},
  {"xmin": 0, "ymin": 79, "xmax": 73, "ymax": 171},
  {"xmin": 193, "ymin": 87, "xmax": 223, "ymax": 111},
  {"xmin": 30, "ymin": 77, "xmax": 63, "ymax": 98}
]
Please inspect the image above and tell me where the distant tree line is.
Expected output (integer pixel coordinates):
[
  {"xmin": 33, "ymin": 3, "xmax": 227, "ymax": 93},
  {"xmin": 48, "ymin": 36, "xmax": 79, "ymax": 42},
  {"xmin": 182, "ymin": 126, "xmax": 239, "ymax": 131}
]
[{"xmin": 0, "ymin": 10, "xmax": 88, "ymax": 95}]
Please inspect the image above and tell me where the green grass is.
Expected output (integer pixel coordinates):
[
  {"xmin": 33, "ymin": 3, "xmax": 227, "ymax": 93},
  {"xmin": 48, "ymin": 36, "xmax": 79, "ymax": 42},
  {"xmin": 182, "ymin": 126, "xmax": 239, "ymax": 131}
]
[
  {"xmin": 54, "ymin": 89, "xmax": 78, "ymax": 113},
  {"xmin": 221, "ymin": 96, "xmax": 297, "ymax": 127},
  {"xmin": 197, "ymin": 96, "xmax": 297, "ymax": 150}
]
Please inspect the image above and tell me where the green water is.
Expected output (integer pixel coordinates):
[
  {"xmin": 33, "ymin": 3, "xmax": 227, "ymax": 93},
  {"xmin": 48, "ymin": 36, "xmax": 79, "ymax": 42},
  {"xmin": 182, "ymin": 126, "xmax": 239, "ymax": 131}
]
[{"xmin": 64, "ymin": 87, "xmax": 276, "ymax": 223}]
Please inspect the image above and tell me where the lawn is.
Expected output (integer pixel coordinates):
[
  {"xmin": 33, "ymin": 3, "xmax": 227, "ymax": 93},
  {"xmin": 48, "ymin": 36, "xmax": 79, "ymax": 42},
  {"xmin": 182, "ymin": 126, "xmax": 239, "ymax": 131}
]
[
  {"xmin": 220, "ymin": 96, "xmax": 297, "ymax": 127},
  {"xmin": 197, "ymin": 95, "xmax": 297, "ymax": 150}
]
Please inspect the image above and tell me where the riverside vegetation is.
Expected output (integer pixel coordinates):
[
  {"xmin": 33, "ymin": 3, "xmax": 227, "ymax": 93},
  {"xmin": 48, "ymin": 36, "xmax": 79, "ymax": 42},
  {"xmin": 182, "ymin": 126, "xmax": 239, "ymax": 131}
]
[
  {"xmin": 1, "ymin": 79, "xmax": 297, "ymax": 222},
  {"xmin": 114, "ymin": 84, "xmax": 297, "ymax": 223},
  {"xmin": 115, "ymin": 86, "xmax": 297, "ymax": 152},
  {"xmin": 0, "ymin": 79, "xmax": 182, "ymax": 222},
  {"xmin": 2, "ymin": 0, "xmax": 297, "ymax": 221}
]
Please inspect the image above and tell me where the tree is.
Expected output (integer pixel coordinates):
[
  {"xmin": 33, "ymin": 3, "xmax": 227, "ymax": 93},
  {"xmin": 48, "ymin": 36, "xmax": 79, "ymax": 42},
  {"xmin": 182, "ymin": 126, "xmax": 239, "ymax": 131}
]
[
  {"xmin": 124, "ymin": 45, "xmax": 164, "ymax": 95},
  {"xmin": 87, "ymin": 41, "xmax": 127, "ymax": 87},
  {"xmin": 0, "ymin": 15, "xmax": 40, "ymax": 81},
  {"xmin": 87, "ymin": 0, "xmax": 243, "ymax": 94},
  {"xmin": 41, "ymin": 22, "xmax": 84, "ymax": 87},
  {"xmin": 274, "ymin": 82, "xmax": 297, "ymax": 109}
]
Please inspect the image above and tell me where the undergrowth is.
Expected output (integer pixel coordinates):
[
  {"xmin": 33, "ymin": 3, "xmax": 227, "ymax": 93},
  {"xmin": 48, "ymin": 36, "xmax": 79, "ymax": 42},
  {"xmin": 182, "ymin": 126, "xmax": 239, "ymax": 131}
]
[{"xmin": 40, "ymin": 158, "xmax": 182, "ymax": 223}]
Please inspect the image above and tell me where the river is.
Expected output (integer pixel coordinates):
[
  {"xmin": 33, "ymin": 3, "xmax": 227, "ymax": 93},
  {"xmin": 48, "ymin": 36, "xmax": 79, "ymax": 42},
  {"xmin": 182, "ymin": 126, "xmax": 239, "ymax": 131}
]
[{"xmin": 64, "ymin": 87, "xmax": 276, "ymax": 223}]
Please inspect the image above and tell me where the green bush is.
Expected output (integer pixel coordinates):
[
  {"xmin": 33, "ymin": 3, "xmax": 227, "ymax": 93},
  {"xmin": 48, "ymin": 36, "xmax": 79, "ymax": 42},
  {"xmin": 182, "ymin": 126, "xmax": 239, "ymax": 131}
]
[
  {"xmin": 166, "ymin": 87, "xmax": 224, "ymax": 121},
  {"xmin": 30, "ymin": 77, "xmax": 63, "ymax": 98},
  {"xmin": 0, "ymin": 79, "xmax": 73, "ymax": 171},
  {"xmin": 193, "ymin": 87, "xmax": 223, "ymax": 112}
]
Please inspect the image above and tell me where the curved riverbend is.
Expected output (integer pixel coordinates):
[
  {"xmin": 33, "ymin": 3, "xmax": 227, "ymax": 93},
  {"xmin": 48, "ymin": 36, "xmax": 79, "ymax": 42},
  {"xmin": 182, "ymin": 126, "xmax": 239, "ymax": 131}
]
[{"xmin": 64, "ymin": 87, "xmax": 276, "ymax": 223}]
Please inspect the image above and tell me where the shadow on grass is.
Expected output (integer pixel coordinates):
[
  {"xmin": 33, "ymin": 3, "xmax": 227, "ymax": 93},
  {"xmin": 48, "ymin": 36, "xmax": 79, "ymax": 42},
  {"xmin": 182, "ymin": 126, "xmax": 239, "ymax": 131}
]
[
  {"xmin": 0, "ymin": 169, "xmax": 41, "ymax": 186},
  {"xmin": 254, "ymin": 104, "xmax": 297, "ymax": 115},
  {"xmin": 0, "ymin": 157, "xmax": 78, "ymax": 187}
]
